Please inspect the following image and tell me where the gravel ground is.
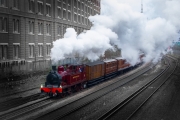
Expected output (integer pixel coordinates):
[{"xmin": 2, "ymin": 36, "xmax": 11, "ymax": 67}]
[{"xmin": 0, "ymin": 74, "xmax": 47, "ymax": 103}]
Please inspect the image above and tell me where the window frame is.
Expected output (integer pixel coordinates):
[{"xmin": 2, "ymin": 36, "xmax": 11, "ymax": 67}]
[
  {"xmin": 13, "ymin": 43, "xmax": 20, "ymax": 59},
  {"xmin": 38, "ymin": 1, "xmax": 43, "ymax": 15},
  {"xmin": 0, "ymin": 17, "xmax": 8, "ymax": 33},
  {"xmin": 0, "ymin": 0, "xmax": 7, "ymax": 7},
  {"xmin": 46, "ymin": 3, "xmax": 51, "ymax": 16},
  {"xmin": 28, "ymin": 21, "xmax": 34, "ymax": 34},
  {"xmin": 0, "ymin": 43, "xmax": 8, "ymax": 60},
  {"xmin": 29, "ymin": 43, "xmax": 35, "ymax": 58},
  {"xmin": 28, "ymin": 0, "xmax": 35, "ymax": 13}
]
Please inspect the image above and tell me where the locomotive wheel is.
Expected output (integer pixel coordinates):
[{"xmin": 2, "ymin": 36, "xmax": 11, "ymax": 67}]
[
  {"xmin": 78, "ymin": 84, "xmax": 82, "ymax": 91},
  {"xmin": 75, "ymin": 85, "xmax": 80, "ymax": 92},
  {"xmin": 67, "ymin": 87, "xmax": 72, "ymax": 95},
  {"xmin": 71, "ymin": 86, "xmax": 76, "ymax": 93},
  {"xmin": 83, "ymin": 82, "xmax": 87, "ymax": 89},
  {"xmin": 80, "ymin": 83, "xmax": 83, "ymax": 90},
  {"xmin": 56, "ymin": 91, "xmax": 60, "ymax": 97},
  {"xmin": 49, "ymin": 92, "xmax": 53, "ymax": 98},
  {"xmin": 60, "ymin": 92, "xmax": 66, "ymax": 98}
]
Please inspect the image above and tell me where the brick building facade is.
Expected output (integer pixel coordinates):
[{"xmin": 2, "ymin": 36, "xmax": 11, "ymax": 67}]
[{"xmin": 0, "ymin": 0, "xmax": 101, "ymax": 65}]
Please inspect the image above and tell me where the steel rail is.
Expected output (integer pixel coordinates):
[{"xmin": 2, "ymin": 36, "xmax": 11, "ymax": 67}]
[
  {"xmin": 0, "ymin": 98, "xmax": 50, "ymax": 120},
  {"xmin": 126, "ymin": 56, "xmax": 178, "ymax": 120},
  {"xmin": 35, "ymin": 63, "xmax": 154, "ymax": 120},
  {"xmin": 0, "ymin": 63, "xmax": 151, "ymax": 120},
  {"xmin": 97, "ymin": 56, "xmax": 176, "ymax": 120},
  {"xmin": 0, "ymin": 93, "xmax": 45, "ymax": 112}
]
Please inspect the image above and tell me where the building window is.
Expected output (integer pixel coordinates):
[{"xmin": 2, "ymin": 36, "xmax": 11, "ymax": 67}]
[
  {"xmin": 82, "ymin": 3, "xmax": 84, "ymax": 11},
  {"xmin": 46, "ymin": 24, "xmax": 50, "ymax": 35},
  {"xmin": 57, "ymin": 25, "xmax": 61, "ymax": 36},
  {"xmin": 46, "ymin": 44, "xmax": 51, "ymax": 56},
  {"xmin": 82, "ymin": 17, "xmax": 84, "ymax": 24},
  {"xmin": 78, "ymin": 28, "xmax": 81, "ymax": 34},
  {"xmin": 78, "ymin": 15, "xmax": 80, "ymax": 23},
  {"xmin": 13, "ymin": 0, "xmax": 19, "ymax": 9},
  {"xmin": 68, "ymin": 0, "xmax": 71, "ymax": 6},
  {"xmin": 13, "ymin": 19, "xmax": 20, "ymax": 33},
  {"xmin": 46, "ymin": 4, "xmax": 51, "ymax": 16},
  {"xmin": 13, "ymin": 44, "xmax": 20, "ymax": 59},
  {"xmin": 63, "ymin": 3, "xmax": 66, "ymax": 9},
  {"xmin": 0, "ymin": 17, "xmax": 7, "ymax": 32},
  {"xmin": 63, "ymin": 9, "xmax": 66, "ymax": 19},
  {"xmin": 57, "ymin": 0, "xmax": 61, "ymax": 7},
  {"xmin": 85, "ymin": 17, "xmax": 87, "ymax": 25},
  {"xmin": 38, "ymin": 44, "xmax": 43, "ymax": 57},
  {"xmin": 29, "ymin": 21, "xmax": 34, "ymax": 34},
  {"xmin": 38, "ymin": 1, "xmax": 43, "ymax": 14},
  {"xmin": 85, "ymin": 5, "xmax": 86, "ymax": 13},
  {"xmin": 78, "ymin": 1, "xmax": 80, "ymax": 9},
  {"xmin": 74, "ymin": 0, "xmax": 77, "ymax": 8},
  {"xmin": 0, "ymin": 0, "xmax": 6, "ymax": 7},
  {"xmin": 74, "ymin": 14, "xmax": 77, "ymax": 22},
  {"xmin": 88, "ymin": 19, "xmax": 91, "ymax": 26},
  {"xmin": 68, "ymin": 12, "xmax": 71, "ymax": 20},
  {"xmin": 68, "ymin": 5, "xmax": 70, "ymax": 11},
  {"xmin": 63, "ymin": 26, "xmax": 66, "ymax": 35},
  {"xmin": 38, "ymin": 22, "xmax": 43, "ymax": 34},
  {"xmin": 57, "ymin": 7, "xmax": 61, "ymax": 18},
  {"xmin": 28, "ymin": 0, "xmax": 35, "ymax": 13},
  {"xmin": 29, "ymin": 44, "xmax": 34, "ymax": 58},
  {"xmin": 0, "ymin": 44, "xmax": 8, "ymax": 60}
]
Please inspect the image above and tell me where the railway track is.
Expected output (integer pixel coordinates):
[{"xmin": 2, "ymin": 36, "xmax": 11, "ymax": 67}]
[
  {"xmin": 0, "ymin": 87, "xmax": 39, "ymax": 98},
  {"xmin": 97, "ymin": 56, "xmax": 177, "ymax": 120},
  {"xmin": 33, "ymin": 63, "xmax": 155, "ymax": 120},
  {"xmin": 0, "ymin": 93, "xmax": 45, "ymax": 112},
  {"xmin": 0, "ymin": 97, "xmax": 51, "ymax": 120},
  {"xmin": 0, "ymin": 62, "xmax": 153, "ymax": 120}
]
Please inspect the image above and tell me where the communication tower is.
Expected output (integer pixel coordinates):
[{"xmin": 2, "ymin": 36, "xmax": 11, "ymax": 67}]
[{"xmin": 141, "ymin": 0, "xmax": 143, "ymax": 13}]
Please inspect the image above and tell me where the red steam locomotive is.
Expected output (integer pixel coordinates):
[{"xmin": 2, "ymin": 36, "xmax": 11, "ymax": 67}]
[{"xmin": 41, "ymin": 54, "xmax": 144, "ymax": 97}]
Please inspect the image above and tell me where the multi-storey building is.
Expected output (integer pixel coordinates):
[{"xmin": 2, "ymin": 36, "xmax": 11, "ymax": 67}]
[{"xmin": 0, "ymin": 0, "xmax": 101, "ymax": 66}]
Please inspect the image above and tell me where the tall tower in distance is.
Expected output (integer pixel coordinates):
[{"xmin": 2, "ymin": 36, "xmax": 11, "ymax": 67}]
[{"xmin": 141, "ymin": 0, "xmax": 143, "ymax": 13}]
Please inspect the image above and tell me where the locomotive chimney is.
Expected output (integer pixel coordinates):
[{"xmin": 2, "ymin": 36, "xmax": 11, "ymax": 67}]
[{"xmin": 52, "ymin": 66, "xmax": 57, "ymax": 71}]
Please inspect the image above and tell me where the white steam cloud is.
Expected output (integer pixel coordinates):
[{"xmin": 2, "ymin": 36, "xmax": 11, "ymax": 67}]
[{"xmin": 51, "ymin": 0, "xmax": 180, "ymax": 65}]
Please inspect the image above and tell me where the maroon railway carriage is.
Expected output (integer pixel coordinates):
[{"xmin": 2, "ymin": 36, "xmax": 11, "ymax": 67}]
[{"xmin": 104, "ymin": 59, "xmax": 118, "ymax": 79}]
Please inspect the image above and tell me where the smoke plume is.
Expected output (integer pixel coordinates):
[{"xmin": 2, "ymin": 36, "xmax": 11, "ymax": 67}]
[{"xmin": 51, "ymin": 0, "xmax": 180, "ymax": 65}]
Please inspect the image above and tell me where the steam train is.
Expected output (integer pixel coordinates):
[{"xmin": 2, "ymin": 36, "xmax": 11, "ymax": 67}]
[{"xmin": 41, "ymin": 54, "xmax": 144, "ymax": 97}]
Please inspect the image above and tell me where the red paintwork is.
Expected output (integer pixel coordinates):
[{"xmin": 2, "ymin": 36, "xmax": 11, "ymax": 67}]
[
  {"xmin": 41, "ymin": 87, "xmax": 62, "ymax": 93},
  {"xmin": 60, "ymin": 65, "xmax": 86, "ymax": 89}
]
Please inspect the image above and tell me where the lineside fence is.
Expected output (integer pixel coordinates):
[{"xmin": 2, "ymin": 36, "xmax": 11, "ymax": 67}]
[{"xmin": 0, "ymin": 60, "xmax": 51, "ymax": 83}]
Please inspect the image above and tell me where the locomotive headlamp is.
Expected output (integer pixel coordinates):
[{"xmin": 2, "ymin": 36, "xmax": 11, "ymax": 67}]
[{"xmin": 41, "ymin": 84, "xmax": 43, "ymax": 88}]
